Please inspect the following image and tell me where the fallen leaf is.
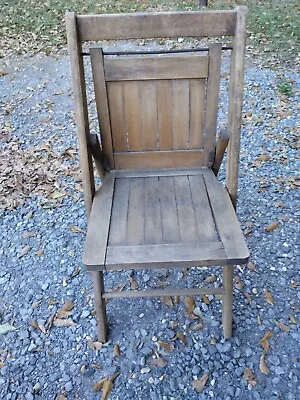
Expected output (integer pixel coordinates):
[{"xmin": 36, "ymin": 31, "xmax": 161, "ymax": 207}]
[
  {"xmin": 264, "ymin": 289, "xmax": 275, "ymax": 306},
  {"xmin": 91, "ymin": 363, "xmax": 101, "ymax": 370},
  {"xmin": 191, "ymin": 322, "xmax": 204, "ymax": 331},
  {"xmin": 174, "ymin": 332, "xmax": 187, "ymax": 345},
  {"xmin": 234, "ymin": 276, "xmax": 244, "ymax": 291},
  {"xmin": 56, "ymin": 395, "xmax": 67, "ymax": 400},
  {"xmin": 0, "ymin": 362, "xmax": 5, "ymax": 368},
  {"xmin": 0, "ymin": 323, "xmax": 16, "ymax": 335},
  {"xmin": 185, "ymin": 296, "xmax": 196, "ymax": 314},
  {"xmin": 259, "ymin": 354, "xmax": 270, "ymax": 375},
  {"xmin": 202, "ymin": 295, "xmax": 210, "ymax": 305},
  {"xmin": 157, "ymin": 341, "xmax": 174, "ymax": 352},
  {"xmin": 257, "ymin": 154, "xmax": 270, "ymax": 162},
  {"xmin": 129, "ymin": 276, "xmax": 138, "ymax": 290},
  {"xmin": 30, "ymin": 320, "xmax": 39, "ymax": 330},
  {"xmin": 0, "ymin": 69, "xmax": 7, "ymax": 76},
  {"xmin": 161, "ymin": 296, "xmax": 173, "ymax": 307},
  {"xmin": 32, "ymin": 300, "xmax": 42, "ymax": 309},
  {"xmin": 192, "ymin": 372, "xmax": 210, "ymax": 392},
  {"xmin": 69, "ymin": 225, "xmax": 84, "ymax": 233},
  {"xmin": 56, "ymin": 310, "xmax": 73, "ymax": 319},
  {"xmin": 243, "ymin": 292, "xmax": 252, "ymax": 304},
  {"xmin": 48, "ymin": 297, "xmax": 59, "ymax": 305},
  {"xmin": 204, "ymin": 275, "xmax": 216, "ymax": 284},
  {"xmin": 53, "ymin": 318, "xmax": 76, "ymax": 327},
  {"xmin": 45, "ymin": 313, "xmax": 56, "ymax": 331},
  {"xmin": 260, "ymin": 331, "xmax": 273, "ymax": 354},
  {"xmin": 35, "ymin": 249, "xmax": 44, "ymax": 256},
  {"xmin": 243, "ymin": 368, "xmax": 256, "ymax": 386},
  {"xmin": 93, "ymin": 378, "xmax": 106, "ymax": 392},
  {"xmin": 18, "ymin": 246, "xmax": 31, "ymax": 258},
  {"xmin": 69, "ymin": 266, "xmax": 81, "ymax": 278},
  {"xmin": 22, "ymin": 232, "xmax": 36, "ymax": 239},
  {"xmin": 289, "ymin": 315, "xmax": 297, "ymax": 324},
  {"xmin": 243, "ymin": 228, "xmax": 252, "ymax": 236},
  {"xmin": 114, "ymin": 344, "xmax": 121, "ymax": 358},
  {"xmin": 264, "ymin": 221, "xmax": 279, "ymax": 232},
  {"xmin": 38, "ymin": 323, "xmax": 46, "ymax": 335},
  {"xmin": 152, "ymin": 356, "xmax": 167, "ymax": 367},
  {"xmin": 173, "ymin": 295, "xmax": 180, "ymax": 304},
  {"xmin": 247, "ymin": 262, "xmax": 259, "ymax": 273},
  {"xmin": 101, "ymin": 380, "xmax": 113, "ymax": 400},
  {"xmin": 61, "ymin": 300, "xmax": 74, "ymax": 311},
  {"xmin": 275, "ymin": 320, "xmax": 290, "ymax": 332},
  {"xmin": 94, "ymin": 341, "xmax": 104, "ymax": 350},
  {"xmin": 51, "ymin": 190, "xmax": 66, "ymax": 199},
  {"xmin": 192, "ymin": 307, "xmax": 202, "ymax": 319},
  {"xmin": 290, "ymin": 281, "xmax": 299, "ymax": 289}
]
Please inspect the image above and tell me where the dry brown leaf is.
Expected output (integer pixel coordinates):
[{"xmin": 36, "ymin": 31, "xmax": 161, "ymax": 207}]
[
  {"xmin": 61, "ymin": 300, "xmax": 74, "ymax": 311},
  {"xmin": 257, "ymin": 154, "xmax": 271, "ymax": 162},
  {"xmin": 202, "ymin": 295, "xmax": 210, "ymax": 305},
  {"xmin": 22, "ymin": 231, "xmax": 36, "ymax": 239},
  {"xmin": 243, "ymin": 368, "xmax": 256, "ymax": 386},
  {"xmin": 56, "ymin": 395, "xmax": 67, "ymax": 400},
  {"xmin": 69, "ymin": 225, "xmax": 84, "ymax": 233},
  {"xmin": 93, "ymin": 378, "xmax": 106, "ymax": 392},
  {"xmin": 243, "ymin": 228, "xmax": 252, "ymax": 236},
  {"xmin": 173, "ymin": 295, "xmax": 180, "ymax": 304},
  {"xmin": 290, "ymin": 281, "xmax": 299, "ymax": 289},
  {"xmin": 35, "ymin": 249, "xmax": 44, "ymax": 256},
  {"xmin": 114, "ymin": 344, "xmax": 121, "ymax": 358},
  {"xmin": 247, "ymin": 262, "xmax": 259, "ymax": 273},
  {"xmin": 31, "ymin": 320, "xmax": 39, "ymax": 330},
  {"xmin": 152, "ymin": 356, "xmax": 167, "ymax": 367},
  {"xmin": 259, "ymin": 354, "xmax": 270, "ymax": 375},
  {"xmin": 174, "ymin": 332, "xmax": 187, "ymax": 345},
  {"xmin": 275, "ymin": 320, "xmax": 290, "ymax": 332},
  {"xmin": 56, "ymin": 310, "xmax": 73, "ymax": 319},
  {"xmin": 53, "ymin": 318, "xmax": 76, "ymax": 327},
  {"xmin": 94, "ymin": 341, "xmax": 104, "ymax": 350},
  {"xmin": 101, "ymin": 379, "xmax": 113, "ymax": 400},
  {"xmin": 185, "ymin": 296, "xmax": 196, "ymax": 314},
  {"xmin": 129, "ymin": 276, "xmax": 138, "ymax": 290},
  {"xmin": 191, "ymin": 322, "xmax": 204, "ymax": 331},
  {"xmin": 204, "ymin": 275, "xmax": 216, "ymax": 284},
  {"xmin": 234, "ymin": 276, "xmax": 244, "ymax": 291},
  {"xmin": 210, "ymin": 337, "xmax": 217, "ymax": 345},
  {"xmin": 0, "ymin": 362, "xmax": 5, "ymax": 368},
  {"xmin": 260, "ymin": 331, "xmax": 273, "ymax": 354},
  {"xmin": 264, "ymin": 289, "xmax": 275, "ymax": 306},
  {"xmin": 192, "ymin": 372, "xmax": 210, "ymax": 392},
  {"xmin": 45, "ymin": 312, "xmax": 56, "ymax": 331},
  {"xmin": 157, "ymin": 341, "xmax": 174, "ymax": 352},
  {"xmin": 91, "ymin": 363, "xmax": 101, "ymax": 370},
  {"xmin": 51, "ymin": 190, "xmax": 66, "ymax": 200},
  {"xmin": 69, "ymin": 266, "xmax": 81, "ymax": 278},
  {"xmin": 32, "ymin": 300, "xmax": 42, "ymax": 309},
  {"xmin": 289, "ymin": 315, "xmax": 297, "ymax": 325},
  {"xmin": 161, "ymin": 296, "xmax": 173, "ymax": 307},
  {"xmin": 19, "ymin": 246, "xmax": 31, "ymax": 258},
  {"xmin": 243, "ymin": 292, "xmax": 252, "ymax": 304},
  {"xmin": 264, "ymin": 221, "xmax": 279, "ymax": 232},
  {"xmin": 192, "ymin": 307, "xmax": 202, "ymax": 319},
  {"xmin": 0, "ymin": 69, "xmax": 7, "ymax": 76}
]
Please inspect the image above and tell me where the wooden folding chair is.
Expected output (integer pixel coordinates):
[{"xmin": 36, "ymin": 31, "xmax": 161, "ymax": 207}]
[{"xmin": 66, "ymin": 7, "xmax": 249, "ymax": 343}]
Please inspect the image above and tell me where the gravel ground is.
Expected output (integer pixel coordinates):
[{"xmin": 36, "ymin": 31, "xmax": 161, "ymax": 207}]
[{"xmin": 0, "ymin": 47, "xmax": 299, "ymax": 400}]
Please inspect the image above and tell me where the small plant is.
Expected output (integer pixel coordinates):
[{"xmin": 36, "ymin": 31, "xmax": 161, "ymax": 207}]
[{"xmin": 278, "ymin": 78, "xmax": 293, "ymax": 96}]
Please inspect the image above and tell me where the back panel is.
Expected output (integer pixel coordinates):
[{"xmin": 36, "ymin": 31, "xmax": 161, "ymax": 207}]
[{"xmin": 91, "ymin": 47, "xmax": 221, "ymax": 169}]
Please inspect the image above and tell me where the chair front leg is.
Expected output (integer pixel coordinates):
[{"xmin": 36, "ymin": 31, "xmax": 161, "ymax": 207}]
[
  {"xmin": 91, "ymin": 271, "xmax": 108, "ymax": 343},
  {"xmin": 222, "ymin": 265, "xmax": 234, "ymax": 338}
]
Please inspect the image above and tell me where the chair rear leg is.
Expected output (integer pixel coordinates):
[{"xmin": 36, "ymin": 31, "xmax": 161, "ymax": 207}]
[
  {"xmin": 222, "ymin": 265, "xmax": 234, "ymax": 338},
  {"xmin": 91, "ymin": 271, "xmax": 108, "ymax": 343}
]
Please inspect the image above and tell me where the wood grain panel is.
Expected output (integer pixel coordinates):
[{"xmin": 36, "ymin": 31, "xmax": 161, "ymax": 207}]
[
  {"xmin": 76, "ymin": 11, "xmax": 237, "ymax": 40},
  {"xmin": 108, "ymin": 178, "xmax": 129, "ymax": 246},
  {"xmin": 172, "ymin": 80, "xmax": 190, "ymax": 149},
  {"xmin": 139, "ymin": 81, "xmax": 158, "ymax": 150},
  {"xmin": 159, "ymin": 176, "xmax": 180, "ymax": 243},
  {"xmin": 156, "ymin": 80, "xmax": 173, "ymax": 150},
  {"xmin": 107, "ymin": 82, "xmax": 127, "ymax": 152},
  {"xmin": 127, "ymin": 177, "xmax": 145, "ymax": 245},
  {"xmin": 123, "ymin": 81, "xmax": 142, "ymax": 151},
  {"xmin": 144, "ymin": 177, "xmax": 162, "ymax": 244},
  {"xmin": 189, "ymin": 79, "xmax": 206, "ymax": 149}
]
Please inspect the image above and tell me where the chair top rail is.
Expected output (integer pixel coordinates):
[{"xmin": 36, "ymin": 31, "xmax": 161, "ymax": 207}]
[{"xmin": 74, "ymin": 10, "xmax": 237, "ymax": 41}]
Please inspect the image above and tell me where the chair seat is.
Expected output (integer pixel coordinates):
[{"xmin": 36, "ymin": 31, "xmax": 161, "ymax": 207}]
[{"xmin": 83, "ymin": 168, "xmax": 249, "ymax": 270}]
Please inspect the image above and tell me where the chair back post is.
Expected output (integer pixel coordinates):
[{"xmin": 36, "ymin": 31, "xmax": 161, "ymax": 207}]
[
  {"xmin": 66, "ymin": 12, "xmax": 95, "ymax": 219},
  {"xmin": 226, "ymin": 6, "xmax": 248, "ymax": 208}
]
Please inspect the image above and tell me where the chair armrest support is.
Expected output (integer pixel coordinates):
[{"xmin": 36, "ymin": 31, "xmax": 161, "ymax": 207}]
[{"xmin": 212, "ymin": 128, "xmax": 229, "ymax": 176}]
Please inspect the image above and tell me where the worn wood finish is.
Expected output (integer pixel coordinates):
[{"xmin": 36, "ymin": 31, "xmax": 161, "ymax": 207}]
[
  {"xmin": 77, "ymin": 11, "xmax": 237, "ymax": 41},
  {"xmin": 140, "ymin": 81, "xmax": 158, "ymax": 150},
  {"xmin": 82, "ymin": 173, "xmax": 115, "ymax": 267},
  {"xmin": 222, "ymin": 265, "xmax": 234, "ymax": 338},
  {"xmin": 204, "ymin": 43, "xmax": 222, "ymax": 165},
  {"xmin": 212, "ymin": 129, "xmax": 230, "ymax": 176},
  {"xmin": 90, "ymin": 47, "xmax": 115, "ymax": 169},
  {"xmin": 106, "ymin": 242, "xmax": 226, "ymax": 269},
  {"xmin": 189, "ymin": 79, "xmax": 206, "ymax": 149},
  {"xmin": 114, "ymin": 150, "xmax": 204, "ymax": 169},
  {"xmin": 108, "ymin": 178, "xmax": 129, "ymax": 246},
  {"xmin": 88, "ymin": 134, "xmax": 104, "ymax": 179},
  {"xmin": 92, "ymin": 271, "xmax": 107, "ymax": 342},
  {"xmin": 226, "ymin": 6, "xmax": 248, "ymax": 207},
  {"xmin": 127, "ymin": 178, "xmax": 145, "ymax": 245},
  {"xmin": 172, "ymin": 80, "xmax": 190, "ymax": 150},
  {"xmin": 106, "ymin": 82, "xmax": 127, "ymax": 152},
  {"xmin": 103, "ymin": 287, "xmax": 225, "ymax": 299},
  {"xmin": 203, "ymin": 169, "xmax": 249, "ymax": 262},
  {"xmin": 156, "ymin": 80, "xmax": 173, "ymax": 150},
  {"xmin": 104, "ymin": 55, "xmax": 209, "ymax": 81},
  {"xmin": 66, "ymin": 12, "xmax": 95, "ymax": 218},
  {"xmin": 159, "ymin": 176, "xmax": 180, "ymax": 243},
  {"xmin": 114, "ymin": 167, "xmax": 206, "ymax": 178}
]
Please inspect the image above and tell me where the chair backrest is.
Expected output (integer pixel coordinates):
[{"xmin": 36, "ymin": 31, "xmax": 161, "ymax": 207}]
[
  {"xmin": 66, "ymin": 8, "xmax": 247, "ymax": 216},
  {"xmin": 90, "ymin": 45, "xmax": 221, "ymax": 169}
]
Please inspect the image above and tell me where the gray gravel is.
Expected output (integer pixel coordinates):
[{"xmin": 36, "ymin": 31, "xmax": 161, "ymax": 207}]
[{"xmin": 0, "ymin": 47, "xmax": 299, "ymax": 400}]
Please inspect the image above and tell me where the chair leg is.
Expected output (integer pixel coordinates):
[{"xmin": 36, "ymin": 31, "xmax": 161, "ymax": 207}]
[
  {"xmin": 222, "ymin": 265, "xmax": 234, "ymax": 339},
  {"xmin": 91, "ymin": 271, "xmax": 108, "ymax": 343}
]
